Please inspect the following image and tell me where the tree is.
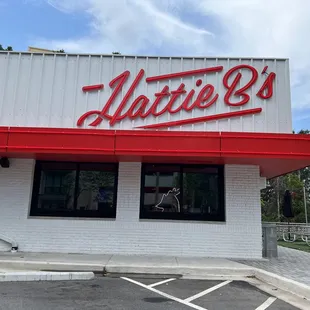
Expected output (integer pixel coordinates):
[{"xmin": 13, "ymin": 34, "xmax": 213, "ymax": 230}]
[
  {"xmin": 59, "ymin": 170, "xmax": 115, "ymax": 210},
  {"xmin": 0, "ymin": 44, "xmax": 13, "ymax": 51},
  {"xmin": 298, "ymin": 129, "xmax": 310, "ymax": 135},
  {"xmin": 261, "ymin": 129, "xmax": 310, "ymax": 223}
]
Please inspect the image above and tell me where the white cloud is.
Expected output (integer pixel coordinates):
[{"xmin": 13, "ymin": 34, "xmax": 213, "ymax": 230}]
[
  {"xmin": 35, "ymin": 0, "xmax": 213, "ymax": 55},
  {"xmin": 32, "ymin": 0, "xmax": 310, "ymax": 114},
  {"xmin": 45, "ymin": 0, "xmax": 88, "ymax": 13},
  {"xmin": 196, "ymin": 0, "xmax": 310, "ymax": 112}
]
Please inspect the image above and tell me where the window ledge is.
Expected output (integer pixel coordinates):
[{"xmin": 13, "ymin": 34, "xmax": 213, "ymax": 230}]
[
  {"xmin": 27, "ymin": 215, "xmax": 116, "ymax": 221},
  {"xmin": 139, "ymin": 219, "xmax": 226, "ymax": 224}
]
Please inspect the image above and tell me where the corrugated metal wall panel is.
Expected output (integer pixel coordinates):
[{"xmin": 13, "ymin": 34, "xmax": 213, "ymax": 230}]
[{"xmin": 0, "ymin": 52, "xmax": 292, "ymax": 133}]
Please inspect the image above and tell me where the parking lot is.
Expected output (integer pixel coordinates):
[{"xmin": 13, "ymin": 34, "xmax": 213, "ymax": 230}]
[{"xmin": 0, "ymin": 276, "xmax": 301, "ymax": 310}]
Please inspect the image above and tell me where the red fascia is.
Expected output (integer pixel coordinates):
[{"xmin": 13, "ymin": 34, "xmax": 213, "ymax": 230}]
[
  {"xmin": 1, "ymin": 127, "xmax": 310, "ymax": 179},
  {"xmin": 6, "ymin": 127, "xmax": 115, "ymax": 155},
  {"xmin": 114, "ymin": 130, "xmax": 221, "ymax": 157},
  {"xmin": 221, "ymin": 132, "xmax": 310, "ymax": 159},
  {"xmin": 0, "ymin": 127, "xmax": 9, "ymax": 153}
]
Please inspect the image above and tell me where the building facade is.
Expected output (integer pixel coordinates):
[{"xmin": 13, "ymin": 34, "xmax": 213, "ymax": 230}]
[{"xmin": 0, "ymin": 52, "xmax": 309, "ymax": 259}]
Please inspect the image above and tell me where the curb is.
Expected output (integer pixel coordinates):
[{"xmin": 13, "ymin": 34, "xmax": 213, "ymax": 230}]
[
  {"xmin": 0, "ymin": 260, "xmax": 103, "ymax": 272},
  {"xmin": 105, "ymin": 266, "xmax": 310, "ymax": 300},
  {"xmin": 0, "ymin": 261, "xmax": 310, "ymax": 301},
  {"xmin": 254, "ymin": 268, "xmax": 310, "ymax": 301},
  {"xmin": 104, "ymin": 266, "xmax": 255, "ymax": 278},
  {"xmin": 0, "ymin": 271, "xmax": 94, "ymax": 282}
]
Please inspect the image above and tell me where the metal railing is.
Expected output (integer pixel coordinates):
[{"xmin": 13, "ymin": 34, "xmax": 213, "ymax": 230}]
[{"xmin": 273, "ymin": 222, "xmax": 310, "ymax": 246}]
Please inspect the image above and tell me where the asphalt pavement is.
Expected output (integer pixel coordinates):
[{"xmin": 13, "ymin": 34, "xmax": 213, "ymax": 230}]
[{"xmin": 0, "ymin": 276, "xmax": 300, "ymax": 310}]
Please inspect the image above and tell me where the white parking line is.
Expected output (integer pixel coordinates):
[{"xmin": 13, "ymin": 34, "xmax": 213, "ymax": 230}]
[
  {"xmin": 148, "ymin": 278, "xmax": 176, "ymax": 288},
  {"xmin": 122, "ymin": 277, "xmax": 207, "ymax": 310},
  {"xmin": 255, "ymin": 297, "xmax": 277, "ymax": 310},
  {"xmin": 184, "ymin": 280, "xmax": 232, "ymax": 302}
]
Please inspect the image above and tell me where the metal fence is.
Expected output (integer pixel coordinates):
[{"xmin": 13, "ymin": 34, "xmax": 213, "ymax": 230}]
[{"xmin": 269, "ymin": 222, "xmax": 310, "ymax": 245}]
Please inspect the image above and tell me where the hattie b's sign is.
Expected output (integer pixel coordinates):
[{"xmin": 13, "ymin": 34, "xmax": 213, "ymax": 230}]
[{"xmin": 77, "ymin": 65, "xmax": 276, "ymax": 129}]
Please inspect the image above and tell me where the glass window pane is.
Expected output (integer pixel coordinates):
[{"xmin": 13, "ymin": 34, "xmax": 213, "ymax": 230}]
[
  {"xmin": 183, "ymin": 171, "xmax": 219, "ymax": 216},
  {"xmin": 79, "ymin": 163, "xmax": 117, "ymax": 172},
  {"xmin": 31, "ymin": 162, "xmax": 118, "ymax": 218},
  {"xmin": 76, "ymin": 170, "xmax": 116, "ymax": 212},
  {"xmin": 140, "ymin": 164, "xmax": 224, "ymax": 221},
  {"xmin": 142, "ymin": 166, "xmax": 181, "ymax": 213},
  {"xmin": 37, "ymin": 170, "xmax": 76, "ymax": 211},
  {"xmin": 183, "ymin": 167, "xmax": 218, "ymax": 174},
  {"xmin": 144, "ymin": 165, "xmax": 180, "ymax": 174},
  {"xmin": 40, "ymin": 162, "xmax": 76, "ymax": 170}
]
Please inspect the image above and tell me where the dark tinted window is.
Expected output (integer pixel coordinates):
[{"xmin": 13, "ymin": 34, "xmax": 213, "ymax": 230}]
[
  {"xmin": 30, "ymin": 161, "xmax": 118, "ymax": 218},
  {"xmin": 140, "ymin": 164, "xmax": 224, "ymax": 221},
  {"xmin": 143, "ymin": 165, "xmax": 181, "ymax": 213}
]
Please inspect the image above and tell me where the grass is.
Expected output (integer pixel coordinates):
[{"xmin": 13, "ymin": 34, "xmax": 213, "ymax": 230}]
[{"xmin": 278, "ymin": 240, "xmax": 310, "ymax": 253}]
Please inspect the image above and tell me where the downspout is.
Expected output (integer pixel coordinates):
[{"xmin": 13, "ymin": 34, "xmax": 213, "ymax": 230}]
[{"xmin": 0, "ymin": 234, "xmax": 18, "ymax": 252}]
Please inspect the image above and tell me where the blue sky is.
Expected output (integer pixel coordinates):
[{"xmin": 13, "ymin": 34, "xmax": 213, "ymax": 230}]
[
  {"xmin": 0, "ymin": 0, "xmax": 91, "ymax": 50},
  {"xmin": 1, "ymin": 0, "xmax": 310, "ymax": 132}
]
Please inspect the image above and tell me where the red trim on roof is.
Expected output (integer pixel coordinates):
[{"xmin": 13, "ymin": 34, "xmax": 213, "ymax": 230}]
[
  {"xmin": 114, "ymin": 130, "xmax": 221, "ymax": 157},
  {"xmin": 0, "ymin": 127, "xmax": 9, "ymax": 153},
  {"xmin": 221, "ymin": 132, "xmax": 310, "ymax": 159},
  {"xmin": 0, "ymin": 126, "xmax": 310, "ymax": 179},
  {"xmin": 7, "ymin": 127, "xmax": 115, "ymax": 155}
]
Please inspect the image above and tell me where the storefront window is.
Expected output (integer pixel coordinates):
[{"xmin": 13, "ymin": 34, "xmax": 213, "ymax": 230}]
[
  {"xmin": 140, "ymin": 164, "xmax": 225, "ymax": 221},
  {"xmin": 30, "ymin": 161, "xmax": 118, "ymax": 218},
  {"xmin": 143, "ymin": 165, "xmax": 181, "ymax": 214}
]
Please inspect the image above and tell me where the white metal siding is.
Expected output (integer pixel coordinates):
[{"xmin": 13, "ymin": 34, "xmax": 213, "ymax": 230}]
[
  {"xmin": 0, "ymin": 52, "xmax": 292, "ymax": 133},
  {"xmin": 0, "ymin": 159, "xmax": 262, "ymax": 259}
]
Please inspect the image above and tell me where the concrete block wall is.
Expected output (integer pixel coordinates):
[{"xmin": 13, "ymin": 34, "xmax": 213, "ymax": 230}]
[{"xmin": 0, "ymin": 159, "xmax": 263, "ymax": 259}]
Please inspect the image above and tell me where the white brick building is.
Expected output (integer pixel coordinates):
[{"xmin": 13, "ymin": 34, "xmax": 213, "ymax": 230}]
[{"xmin": 0, "ymin": 52, "xmax": 308, "ymax": 259}]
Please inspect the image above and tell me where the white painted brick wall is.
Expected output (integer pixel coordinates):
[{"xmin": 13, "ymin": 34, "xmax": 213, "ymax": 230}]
[{"xmin": 0, "ymin": 159, "xmax": 262, "ymax": 259}]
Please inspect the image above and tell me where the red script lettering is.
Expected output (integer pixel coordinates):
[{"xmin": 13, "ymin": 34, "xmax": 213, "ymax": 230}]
[{"xmin": 77, "ymin": 65, "xmax": 276, "ymax": 129}]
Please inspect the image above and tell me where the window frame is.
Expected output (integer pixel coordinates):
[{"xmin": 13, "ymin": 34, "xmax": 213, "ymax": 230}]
[
  {"xmin": 139, "ymin": 164, "xmax": 225, "ymax": 222},
  {"xmin": 30, "ymin": 161, "xmax": 118, "ymax": 219}
]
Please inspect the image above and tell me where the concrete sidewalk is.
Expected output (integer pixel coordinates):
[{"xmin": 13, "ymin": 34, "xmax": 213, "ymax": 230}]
[
  {"xmin": 236, "ymin": 246, "xmax": 310, "ymax": 286},
  {"xmin": 0, "ymin": 252, "xmax": 253, "ymax": 277},
  {"xmin": 0, "ymin": 248, "xmax": 310, "ymax": 301}
]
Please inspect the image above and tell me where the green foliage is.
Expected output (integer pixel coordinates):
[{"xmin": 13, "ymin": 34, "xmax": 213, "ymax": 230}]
[
  {"xmin": 57, "ymin": 170, "xmax": 115, "ymax": 209},
  {"xmin": 278, "ymin": 240, "xmax": 310, "ymax": 253},
  {"xmin": 0, "ymin": 44, "xmax": 65, "ymax": 53},
  {"xmin": 0, "ymin": 44, "xmax": 13, "ymax": 51},
  {"xmin": 298, "ymin": 129, "xmax": 310, "ymax": 134},
  {"xmin": 261, "ymin": 129, "xmax": 310, "ymax": 223}
]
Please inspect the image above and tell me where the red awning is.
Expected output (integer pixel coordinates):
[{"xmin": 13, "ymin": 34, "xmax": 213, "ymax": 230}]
[{"xmin": 1, "ymin": 126, "xmax": 310, "ymax": 179}]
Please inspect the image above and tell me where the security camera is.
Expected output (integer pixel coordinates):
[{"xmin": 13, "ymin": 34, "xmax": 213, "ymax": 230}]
[{"xmin": 0, "ymin": 157, "xmax": 10, "ymax": 168}]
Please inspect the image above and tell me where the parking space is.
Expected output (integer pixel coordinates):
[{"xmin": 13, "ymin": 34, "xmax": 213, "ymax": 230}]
[
  {"xmin": 123, "ymin": 277, "xmax": 299, "ymax": 310},
  {"xmin": 0, "ymin": 276, "xmax": 301, "ymax": 310},
  {"xmin": 147, "ymin": 278, "xmax": 225, "ymax": 300},
  {"xmin": 187, "ymin": 281, "xmax": 294, "ymax": 310}
]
